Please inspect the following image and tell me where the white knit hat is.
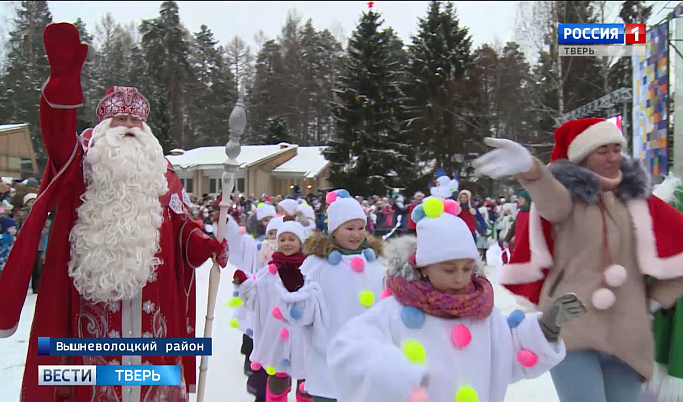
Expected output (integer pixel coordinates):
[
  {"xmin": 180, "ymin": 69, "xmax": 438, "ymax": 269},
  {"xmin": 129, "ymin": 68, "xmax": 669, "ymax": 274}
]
[
  {"xmin": 325, "ymin": 189, "xmax": 367, "ymax": 234},
  {"xmin": 278, "ymin": 199, "xmax": 299, "ymax": 216},
  {"xmin": 256, "ymin": 202, "xmax": 277, "ymax": 221},
  {"xmin": 413, "ymin": 197, "xmax": 479, "ymax": 267},
  {"xmin": 277, "ymin": 220, "xmax": 307, "ymax": 244},
  {"xmin": 23, "ymin": 193, "xmax": 37, "ymax": 205},
  {"xmin": 266, "ymin": 216, "xmax": 284, "ymax": 234}
]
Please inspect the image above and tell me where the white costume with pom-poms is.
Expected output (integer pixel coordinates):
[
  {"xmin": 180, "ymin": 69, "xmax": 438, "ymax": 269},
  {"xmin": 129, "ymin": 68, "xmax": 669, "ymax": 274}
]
[{"xmin": 327, "ymin": 197, "xmax": 567, "ymax": 402}]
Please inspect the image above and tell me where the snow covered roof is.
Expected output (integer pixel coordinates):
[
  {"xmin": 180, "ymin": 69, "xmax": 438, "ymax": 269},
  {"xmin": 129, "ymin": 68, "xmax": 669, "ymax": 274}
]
[
  {"xmin": 166, "ymin": 143, "xmax": 297, "ymax": 170},
  {"xmin": 0, "ymin": 123, "xmax": 29, "ymax": 133},
  {"xmin": 272, "ymin": 146, "xmax": 330, "ymax": 179}
]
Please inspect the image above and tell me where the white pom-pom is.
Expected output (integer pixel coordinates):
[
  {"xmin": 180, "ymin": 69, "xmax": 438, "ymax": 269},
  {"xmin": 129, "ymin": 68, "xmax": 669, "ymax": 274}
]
[
  {"xmin": 592, "ymin": 288, "xmax": 616, "ymax": 310},
  {"xmin": 604, "ymin": 264, "xmax": 627, "ymax": 287}
]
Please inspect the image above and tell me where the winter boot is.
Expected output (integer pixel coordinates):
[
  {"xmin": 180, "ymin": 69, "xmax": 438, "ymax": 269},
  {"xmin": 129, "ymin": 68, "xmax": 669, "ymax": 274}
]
[
  {"xmin": 266, "ymin": 375, "xmax": 290, "ymax": 402},
  {"xmin": 296, "ymin": 380, "xmax": 313, "ymax": 402}
]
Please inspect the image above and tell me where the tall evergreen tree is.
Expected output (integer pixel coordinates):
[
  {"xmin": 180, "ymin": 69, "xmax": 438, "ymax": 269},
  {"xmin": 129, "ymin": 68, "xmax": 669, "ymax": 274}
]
[
  {"xmin": 403, "ymin": 0, "xmax": 473, "ymax": 178},
  {"xmin": 609, "ymin": 0, "xmax": 652, "ymax": 90},
  {"xmin": 1, "ymin": 1, "xmax": 53, "ymax": 162},
  {"xmin": 140, "ymin": 0, "xmax": 194, "ymax": 151},
  {"xmin": 187, "ymin": 25, "xmax": 236, "ymax": 146},
  {"xmin": 324, "ymin": 11, "xmax": 416, "ymax": 196},
  {"xmin": 247, "ymin": 39, "xmax": 286, "ymax": 144}
]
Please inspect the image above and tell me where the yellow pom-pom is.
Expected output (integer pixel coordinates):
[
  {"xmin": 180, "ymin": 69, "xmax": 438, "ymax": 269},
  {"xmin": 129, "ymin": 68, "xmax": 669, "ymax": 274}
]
[
  {"xmin": 402, "ymin": 339, "xmax": 426, "ymax": 365},
  {"xmin": 258, "ymin": 202, "xmax": 265, "ymax": 207},
  {"xmin": 231, "ymin": 297, "xmax": 243, "ymax": 307},
  {"xmin": 455, "ymin": 386, "xmax": 478, "ymax": 402},
  {"xmin": 265, "ymin": 366, "xmax": 277, "ymax": 375},
  {"xmin": 423, "ymin": 197, "xmax": 444, "ymax": 218},
  {"xmin": 359, "ymin": 291, "xmax": 375, "ymax": 307},
  {"xmin": 229, "ymin": 318, "xmax": 239, "ymax": 328},
  {"xmin": 227, "ymin": 299, "xmax": 235, "ymax": 307}
]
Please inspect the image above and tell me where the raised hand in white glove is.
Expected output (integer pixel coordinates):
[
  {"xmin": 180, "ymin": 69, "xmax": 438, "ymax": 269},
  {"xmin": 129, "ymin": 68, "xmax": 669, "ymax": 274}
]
[
  {"xmin": 649, "ymin": 299, "xmax": 662, "ymax": 313},
  {"xmin": 472, "ymin": 138, "xmax": 534, "ymax": 179}
]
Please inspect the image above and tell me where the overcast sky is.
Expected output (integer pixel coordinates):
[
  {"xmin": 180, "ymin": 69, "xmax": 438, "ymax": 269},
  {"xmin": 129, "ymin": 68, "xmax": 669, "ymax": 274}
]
[{"xmin": 0, "ymin": 1, "xmax": 675, "ymax": 57}]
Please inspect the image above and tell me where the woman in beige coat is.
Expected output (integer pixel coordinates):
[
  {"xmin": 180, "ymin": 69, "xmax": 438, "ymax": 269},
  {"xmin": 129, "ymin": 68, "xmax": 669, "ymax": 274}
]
[{"xmin": 473, "ymin": 118, "xmax": 683, "ymax": 402}]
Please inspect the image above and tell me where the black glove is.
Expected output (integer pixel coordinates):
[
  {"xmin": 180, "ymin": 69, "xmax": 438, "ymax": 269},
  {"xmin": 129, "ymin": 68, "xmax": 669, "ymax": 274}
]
[{"xmin": 539, "ymin": 293, "xmax": 587, "ymax": 342}]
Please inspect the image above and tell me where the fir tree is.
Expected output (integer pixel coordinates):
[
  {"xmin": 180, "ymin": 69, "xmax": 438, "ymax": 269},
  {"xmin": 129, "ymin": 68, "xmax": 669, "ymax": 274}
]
[
  {"xmin": 1, "ymin": 1, "xmax": 53, "ymax": 163},
  {"xmin": 265, "ymin": 116, "xmax": 291, "ymax": 143},
  {"xmin": 324, "ymin": 11, "xmax": 415, "ymax": 196},
  {"xmin": 403, "ymin": 0, "xmax": 473, "ymax": 179},
  {"xmin": 247, "ymin": 39, "xmax": 286, "ymax": 144}
]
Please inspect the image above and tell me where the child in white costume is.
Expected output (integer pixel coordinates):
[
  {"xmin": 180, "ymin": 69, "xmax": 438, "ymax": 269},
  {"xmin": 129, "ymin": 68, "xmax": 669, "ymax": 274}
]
[
  {"xmin": 233, "ymin": 219, "xmax": 313, "ymax": 402},
  {"xmin": 327, "ymin": 197, "xmax": 588, "ymax": 402},
  {"xmin": 273, "ymin": 189, "xmax": 386, "ymax": 401},
  {"xmin": 223, "ymin": 202, "xmax": 278, "ymax": 401}
]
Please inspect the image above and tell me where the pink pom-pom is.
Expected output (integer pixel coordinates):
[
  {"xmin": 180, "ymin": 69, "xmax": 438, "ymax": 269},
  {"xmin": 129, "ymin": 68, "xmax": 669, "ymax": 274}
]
[
  {"xmin": 279, "ymin": 328, "xmax": 289, "ymax": 339},
  {"xmin": 381, "ymin": 288, "xmax": 392, "ymax": 300},
  {"xmin": 268, "ymin": 264, "xmax": 278, "ymax": 274},
  {"xmin": 275, "ymin": 214, "xmax": 283, "ymax": 218},
  {"xmin": 272, "ymin": 306, "xmax": 283, "ymax": 320},
  {"xmin": 350, "ymin": 257, "xmax": 365, "ymax": 272},
  {"xmin": 407, "ymin": 386, "xmax": 429, "ymax": 402},
  {"xmin": 443, "ymin": 199, "xmax": 461, "ymax": 216},
  {"xmin": 299, "ymin": 382, "xmax": 307, "ymax": 393},
  {"xmin": 253, "ymin": 275, "xmax": 257, "ymax": 280},
  {"xmin": 517, "ymin": 349, "xmax": 538, "ymax": 367},
  {"xmin": 250, "ymin": 362, "xmax": 262, "ymax": 371},
  {"xmin": 451, "ymin": 324, "xmax": 472, "ymax": 349},
  {"xmin": 275, "ymin": 372, "xmax": 288, "ymax": 378},
  {"xmin": 604, "ymin": 264, "xmax": 627, "ymax": 287},
  {"xmin": 326, "ymin": 191, "xmax": 338, "ymax": 204},
  {"xmin": 592, "ymin": 288, "xmax": 616, "ymax": 310},
  {"xmin": 239, "ymin": 226, "xmax": 247, "ymax": 235}
]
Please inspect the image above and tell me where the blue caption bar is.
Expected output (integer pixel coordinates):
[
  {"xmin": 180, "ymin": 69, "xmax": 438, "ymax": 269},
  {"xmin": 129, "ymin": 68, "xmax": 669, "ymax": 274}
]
[
  {"xmin": 38, "ymin": 337, "xmax": 212, "ymax": 356},
  {"xmin": 97, "ymin": 365, "xmax": 181, "ymax": 386},
  {"xmin": 558, "ymin": 24, "xmax": 624, "ymax": 44}
]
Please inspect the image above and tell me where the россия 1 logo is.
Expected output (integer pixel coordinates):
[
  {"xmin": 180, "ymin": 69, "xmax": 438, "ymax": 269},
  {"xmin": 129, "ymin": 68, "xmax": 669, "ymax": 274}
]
[{"xmin": 558, "ymin": 23, "xmax": 646, "ymax": 45}]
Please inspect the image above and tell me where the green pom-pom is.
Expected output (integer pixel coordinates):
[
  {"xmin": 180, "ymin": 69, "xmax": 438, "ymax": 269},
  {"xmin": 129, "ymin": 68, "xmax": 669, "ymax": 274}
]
[
  {"xmin": 265, "ymin": 366, "xmax": 276, "ymax": 375},
  {"xmin": 402, "ymin": 339, "xmax": 426, "ymax": 365},
  {"xmin": 423, "ymin": 197, "xmax": 444, "ymax": 218},
  {"xmin": 455, "ymin": 385, "xmax": 478, "ymax": 402},
  {"xmin": 229, "ymin": 318, "xmax": 239, "ymax": 328},
  {"xmin": 359, "ymin": 291, "xmax": 375, "ymax": 307},
  {"xmin": 231, "ymin": 297, "xmax": 243, "ymax": 307}
]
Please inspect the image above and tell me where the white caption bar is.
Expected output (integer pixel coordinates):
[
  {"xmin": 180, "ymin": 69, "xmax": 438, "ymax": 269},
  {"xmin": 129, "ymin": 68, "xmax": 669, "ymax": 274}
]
[{"xmin": 559, "ymin": 45, "xmax": 646, "ymax": 57}]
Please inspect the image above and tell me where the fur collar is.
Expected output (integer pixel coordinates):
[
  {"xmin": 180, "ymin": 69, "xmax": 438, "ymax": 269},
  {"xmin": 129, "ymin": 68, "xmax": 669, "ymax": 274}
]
[
  {"xmin": 303, "ymin": 231, "xmax": 384, "ymax": 259},
  {"xmin": 548, "ymin": 156, "xmax": 651, "ymax": 204}
]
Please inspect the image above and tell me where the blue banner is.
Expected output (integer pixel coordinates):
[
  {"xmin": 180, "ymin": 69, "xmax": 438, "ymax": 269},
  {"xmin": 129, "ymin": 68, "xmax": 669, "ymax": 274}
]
[
  {"xmin": 97, "ymin": 365, "xmax": 181, "ymax": 386},
  {"xmin": 37, "ymin": 337, "xmax": 212, "ymax": 356},
  {"xmin": 558, "ymin": 24, "xmax": 624, "ymax": 44}
]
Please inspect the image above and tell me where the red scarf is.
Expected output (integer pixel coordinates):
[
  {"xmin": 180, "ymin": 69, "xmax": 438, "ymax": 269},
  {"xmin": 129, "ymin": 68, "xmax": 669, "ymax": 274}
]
[
  {"xmin": 387, "ymin": 275, "xmax": 494, "ymax": 319},
  {"xmin": 270, "ymin": 251, "xmax": 306, "ymax": 292}
]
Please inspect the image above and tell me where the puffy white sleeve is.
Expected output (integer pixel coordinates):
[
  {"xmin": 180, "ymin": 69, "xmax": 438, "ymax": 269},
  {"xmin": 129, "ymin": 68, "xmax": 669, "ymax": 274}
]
[
  {"xmin": 235, "ymin": 276, "xmax": 259, "ymax": 312},
  {"xmin": 224, "ymin": 215, "xmax": 260, "ymax": 275},
  {"xmin": 327, "ymin": 300, "xmax": 427, "ymax": 402},
  {"xmin": 491, "ymin": 309, "xmax": 566, "ymax": 383}
]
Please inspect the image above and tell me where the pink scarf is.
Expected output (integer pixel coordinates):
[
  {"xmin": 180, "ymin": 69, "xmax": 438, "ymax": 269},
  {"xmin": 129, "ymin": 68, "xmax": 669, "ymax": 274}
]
[{"xmin": 387, "ymin": 275, "xmax": 494, "ymax": 319}]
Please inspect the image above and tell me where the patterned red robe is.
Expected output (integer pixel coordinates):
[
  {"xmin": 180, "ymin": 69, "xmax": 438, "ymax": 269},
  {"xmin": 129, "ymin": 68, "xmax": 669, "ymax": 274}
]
[{"xmin": 0, "ymin": 96, "xmax": 219, "ymax": 402}]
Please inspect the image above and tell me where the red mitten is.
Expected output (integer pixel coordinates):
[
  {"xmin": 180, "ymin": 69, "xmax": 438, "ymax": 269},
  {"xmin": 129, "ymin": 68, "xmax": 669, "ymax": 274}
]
[
  {"xmin": 42, "ymin": 23, "xmax": 89, "ymax": 107},
  {"xmin": 233, "ymin": 270, "xmax": 248, "ymax": 285},
  {"xmin": 216, "ymin": 238, "xmax": 229, "ymax": 268}
]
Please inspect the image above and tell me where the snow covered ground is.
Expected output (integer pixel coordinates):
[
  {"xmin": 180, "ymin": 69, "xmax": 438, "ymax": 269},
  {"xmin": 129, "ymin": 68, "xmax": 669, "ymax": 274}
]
[{"xmin": 0, "ymin": 262, "xmax": 558, "ymax": 402}]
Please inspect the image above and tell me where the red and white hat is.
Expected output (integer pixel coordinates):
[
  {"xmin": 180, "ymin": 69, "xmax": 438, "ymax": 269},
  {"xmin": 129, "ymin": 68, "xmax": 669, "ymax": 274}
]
[
  {"xmin": 550, "ymin": 118, "xmax": 626, "ymax": 163},
  {"xmin": 96, "ymin": 86, "xmax": 150, "ymax": 123}
]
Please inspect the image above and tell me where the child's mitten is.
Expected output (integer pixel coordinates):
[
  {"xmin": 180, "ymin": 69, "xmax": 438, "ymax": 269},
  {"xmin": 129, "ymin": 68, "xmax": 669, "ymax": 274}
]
[{"xmin": 233, "ymin": 269, "xmax": 248, "ymax": 285}]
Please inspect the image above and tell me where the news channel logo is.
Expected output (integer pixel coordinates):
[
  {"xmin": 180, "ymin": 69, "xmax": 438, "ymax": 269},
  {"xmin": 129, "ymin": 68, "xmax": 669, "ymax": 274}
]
[
  {"xmin": 558, "ymin": 23, "xmax": 646, "ymax": 45},
  {"xmin": 38, "ymin": 365, "xmax": 181, "ymax": 386}
]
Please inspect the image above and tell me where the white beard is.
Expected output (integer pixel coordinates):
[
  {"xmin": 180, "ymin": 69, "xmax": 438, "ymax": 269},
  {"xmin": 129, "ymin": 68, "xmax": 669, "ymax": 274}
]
[{"xmin": 68, "ymin": 119, "xmax": 169, "ymax": 303}]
